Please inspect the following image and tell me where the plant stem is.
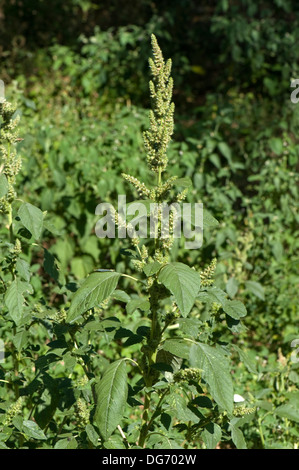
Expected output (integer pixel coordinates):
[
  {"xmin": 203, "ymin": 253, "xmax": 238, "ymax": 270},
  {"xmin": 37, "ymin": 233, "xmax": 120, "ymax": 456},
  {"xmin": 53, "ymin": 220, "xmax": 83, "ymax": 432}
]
[
  {"xmin": 8, "ymin": 206, "xmax": 14, "ymax": 243},
  {"xmin": 158, "ymin": 168, "xmax": 162, "ymax": 186},
  {"xmin": 257, "ymin": 416, "xmax": 265, "ymax": 448},
  {"xmin": 12, "ymin": 327, "xmax": 20, "ymax": 399}
]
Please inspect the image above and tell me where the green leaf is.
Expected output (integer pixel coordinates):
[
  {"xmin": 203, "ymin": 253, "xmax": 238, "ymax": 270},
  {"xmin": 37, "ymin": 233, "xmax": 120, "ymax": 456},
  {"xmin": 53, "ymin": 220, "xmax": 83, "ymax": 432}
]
[
  {"xmin": 22, "ymin": 420, "xmax": 47, "ymax": 440},
  {"xmin": 190, "ymin": 206, "xmax": 219, "ymax": 229},
  {"xmin": 178, "ymin": 318, "xmax": 202, "ymax": 338},
  {"xmin": 274, "ymin": 404, "xmax": 299, "ymax": 423},
  {"xmin": 5, "ymin": 279, "xmax": 33, "ymax": 325},
  {"xmin": 0, "ymin": 442, "xmax": 9, "ymax": 449},
  {"xmin": 203, "ymin": 209, "xmax": 219, "ymax": 229},
  {"xmin": 173, "ymin": 393, "xmax": 199, "ymax": 423},
  {"xmin": 226, "ymin": 277, "xmax": 239, "ymax": 299},
  {"xmin": 245, "ymin": 281, "xmax": 265, "ymax": 300},
  {"xmin": 156, "ymin": 349, "xmax": 182, "ymax": 374},
  {"xmin": 43, "ymin": 248, "xmax": 59, "ymax": 282},
  {"xmin": 162, "ymin": 339, "xmax": 191, "ymax": 360},
  {"xmin": 85, "ymin": 424, "xmax": 100, "ymax": 447},
  {"xmin": 174, "ymin": 177, "xmax": 192, "ymax": 187},
  {"xmin": 269, "ymin": 137, "xmax": 283, "ymax": 155},
  {"xmin": 94, "ymin": 359, "xmax": 128, "ymax": 441},
  {"xmin": 230, "ymin": 424, "xmax": 247, "ymax": 449},
  {"xmin": 67, "ymin": 271, "xmax": 121, "ymax": 323},
  {"xmin": 143, "ymin": 261, "xmax": 161, "ymax": 277},
  {"xmin": 111, "ymin": 290, "xmax": 131, "ymax": 303},
  {"xmin": 202, "ymin": 422, "xmax": 222, "ymax": 449},
  {"xmin": 103, "ymin": 435, "xmax": 126, "ymax": 449},
  {"xmin": 190, "ymin": 343, "xmax": 234, "ymax": 413},
  {"xmin": 158, "ymin": 262, "xmax": 201, "ymax": 316},
  {"xmin": 233, "ymin": 345, "xmax": 258, "ymax": 375},
  {"xmin": 15, "ymin": 258, "xmax": 31, "ymax": 282},
  {"xmin": 0, "ymin": 174, "xmax": 8, "ymax": 198},
  {"xmin": 54, "ymin": 438, "xmax": 78, "ymax": 449},
  {"xmin": 18, "ymin": 202, "xmax": 44, "ymax": 239},
  {"xmin": 218, "ymin": 141, "xmax": 232, "ymax": 163},
  {"xmin": 223, "ymin": 300, "xmax": 247, "ymax": 320},
  {"xmin": 71, "ymin": 255, "xmax": 95, "ymax": 280},
  {"xmin": 126, "ymin": 298, "xmax": 150, "ymax": 315},
  {"xmin": 13, "ymin": 329, "xmax": 28, "ymax": 352},
  {"xmin": 202, "ymin": 287, "xmax": 227, "ymax": 306}
]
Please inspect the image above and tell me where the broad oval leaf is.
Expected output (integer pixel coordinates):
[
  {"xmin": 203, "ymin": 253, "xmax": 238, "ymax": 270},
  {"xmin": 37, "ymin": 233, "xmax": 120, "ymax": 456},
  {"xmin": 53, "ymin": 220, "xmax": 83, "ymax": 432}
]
[
  {"xmin": 223, "ymin": 300, "xmax": 247, "ymax": 320},
  {"xmin": 162, "ymin": 339, "xmax": 191, "ymax": 360},
  {"xmin": 190, "ymin": 342, "xmax": 234, "ymax": 413},
  {"xmin": 143, "ymin": 261, "xmax": 161, "ymax": 277},
  {"xmin": 274, "ymin": 404, "xmax": 299, "ymax": 423},
  {"xmin": 22, "ymin": 420, "xmax": 47, "ymax": 441},
  {"xmin": 202, "ymin": 422, "xmax": 222, "ymax": 449},
  {"xmin": 18, "ymin": 202, "xmax": 44, "ymax": 239},
  {"xmin": 245, "ymin": 280, "xmax": 265, "ymax": 300},
  {"xmin": 230, "ymin": 424, "xmax": 247, "ymax": 449},
  {"xmin": 67, "ymin": 271, "xmax": 121, "ymax": 323},
  {"xmin": 126, "ymin": 298, "xmax": 150, "ymax": 315},
  {"xmin": 158, "ymin": 262, "xmax": 201, "ymax": 316},
  {"xmin": 226, "ymin": 277, "xmax": 239, "ymax": 299},
  {"xmin": 4, "ymin": 279, "xmax": 33, "ymax": 325},
  {"xmin": 94, "ymin": 359, "xmax": 128, "ymax": 440}
]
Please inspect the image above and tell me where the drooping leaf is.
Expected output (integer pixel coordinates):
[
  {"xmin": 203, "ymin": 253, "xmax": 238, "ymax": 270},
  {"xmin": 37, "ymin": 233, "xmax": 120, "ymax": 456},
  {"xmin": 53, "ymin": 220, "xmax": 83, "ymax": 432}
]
[
  {"xmin": 226, "ymin": 277, "xmax": 239, "ymax": 298},
  {"xmin": 230, "ymin": 424, "xmax": 247, "ymax": 449},
  {"xmin": 174, "ymin": 177, "xmax": 192, "ymax": 187},
  {"xmin": 233, "ymin": 345, "xmax": 258, "ymax": 375},
  {"xmin": 13, "ymin": 329, "xmax": 28, "ymax": 352},
  {"xmin": 203, "ymin": 209, "xmax": 219, "ymax": 229},
  {"xmin": 67, "ymin": 271, "xmax": 121, "ymax": 323},
  {"xmin": 201, "ymin": 286, "xmax": 227, "ymax": 306},
  {"xmin": 202, "ymin": 422, "xmax": 222, "ymax": 449},
  {"xmin": 85, "ymin": 424, "xmax": 100, "ymax": 447},
  {"xmin": 54, "ymin": 438, "xmax": 78, "ymax": 449},
  {"xmin": 111, "ymin": 290, "xmax": 131, "ymax": 303},
  {"xmin": 162, "ymin": 339, "xmax": 191, "ymax": 360},
  {"xmin": 22, "ymin": 420, "xmax": 47, "ymax": 441},
  {"xmin": 172, "ymin": 393, "xmax": 199, "ymax": 423},
  {"xmin": 126, "ymin": 298, "xmax": 150, "ymax": 315},
  {"xmin": 143, "ymin": 261, "xmax": 161, "ymax": 277},
  {"xmin": 223, "ymin": 300, "xmax": 247, "ymax": 320},
  {"xmin": 218, "ymin": 141, "xmax": 232, "ymax": 163},
  {"xmin": 274, "ymin": 404, "xmax": 299, "ymax": 423},
  {"xmin": 15, "ymin": 258, "xmax": 31, "ymax": 282},
  {"xmin": 158, "ymin": 262, "xmax": 201, "ymax": 316},
  {"xmin": 245, "ymin": 280, "xmax": 265, "ymax": 300},
  {"xmin": 190, "ymin": 342, "xmax": 234, "ymax": 413},
  {"xmin": 269, "ymin": 137, "xmax": 283, "ymax": 156},
  {"xmin": 43, "ymin": 248, "xmax": 60, "ymax": 282},
  {"xmin": 4, "ymin": 279, "xmax": 33, "ymax": 325},
  {"xmin": 94, "ymin": 359, "xmax": 128, "ymax": 440},
  {"xmin": 18, "ymin": 202, "xmax": 44, "ymax": 239}
]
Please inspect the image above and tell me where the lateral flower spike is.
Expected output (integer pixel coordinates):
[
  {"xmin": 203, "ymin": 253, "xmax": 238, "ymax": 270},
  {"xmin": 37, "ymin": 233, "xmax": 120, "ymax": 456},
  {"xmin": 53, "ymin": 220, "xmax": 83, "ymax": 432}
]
[
  {"xmin": 0, "ymin": 100, "xmax": 22, "ymax": 214},
  {"xmin": 121, "ymin": 173, "xmax": 151, "ymax": 198},
  {"xmin": 143, "ymin": 34, "xmax": 175, "ymax": 174}
]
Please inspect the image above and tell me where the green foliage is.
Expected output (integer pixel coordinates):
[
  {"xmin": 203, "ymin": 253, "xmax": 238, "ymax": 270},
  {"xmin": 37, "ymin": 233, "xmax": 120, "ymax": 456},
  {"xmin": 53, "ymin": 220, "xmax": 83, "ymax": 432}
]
[{"xmin": 0, "ymin": 1, "xmax": 298, "ymax": 450}]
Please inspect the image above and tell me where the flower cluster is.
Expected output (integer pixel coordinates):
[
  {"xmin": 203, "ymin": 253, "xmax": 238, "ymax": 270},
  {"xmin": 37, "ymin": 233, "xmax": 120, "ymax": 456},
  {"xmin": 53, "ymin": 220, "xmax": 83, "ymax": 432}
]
[
  {"xmin": 0, "ymin": 100, "xmax": 22, "ymax": 214},
  {"xmin": 74, "ymin": 398, "xmax": 90, "ymax": 428},
  {"xmin": 143, "ymin": 35, "xmax": 174, "ymax": 173},
  {"xmin": 200, "ymin": 258, "xmax": 217, "ymax": 287},
  {"xmin": 2, "ymin": 397, "xmax": 24, "ymax": 426},
  {"xmin": 121, "ymin": 173, "xmax": 150, "ymax": 198},
  {"xmin": 173, "ymin": 367, "xmax": 202, "ymax": 383},
  {"xmin": 233, "ymin": 405, "xmax": 256, "ymax": 417}
]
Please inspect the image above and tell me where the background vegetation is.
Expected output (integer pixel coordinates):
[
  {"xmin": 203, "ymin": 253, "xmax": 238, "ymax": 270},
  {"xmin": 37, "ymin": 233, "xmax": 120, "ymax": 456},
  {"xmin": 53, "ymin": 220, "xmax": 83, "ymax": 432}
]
[{"xmin": 0, "ymin": 0, "xmax": 298, "ymax": 449}]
